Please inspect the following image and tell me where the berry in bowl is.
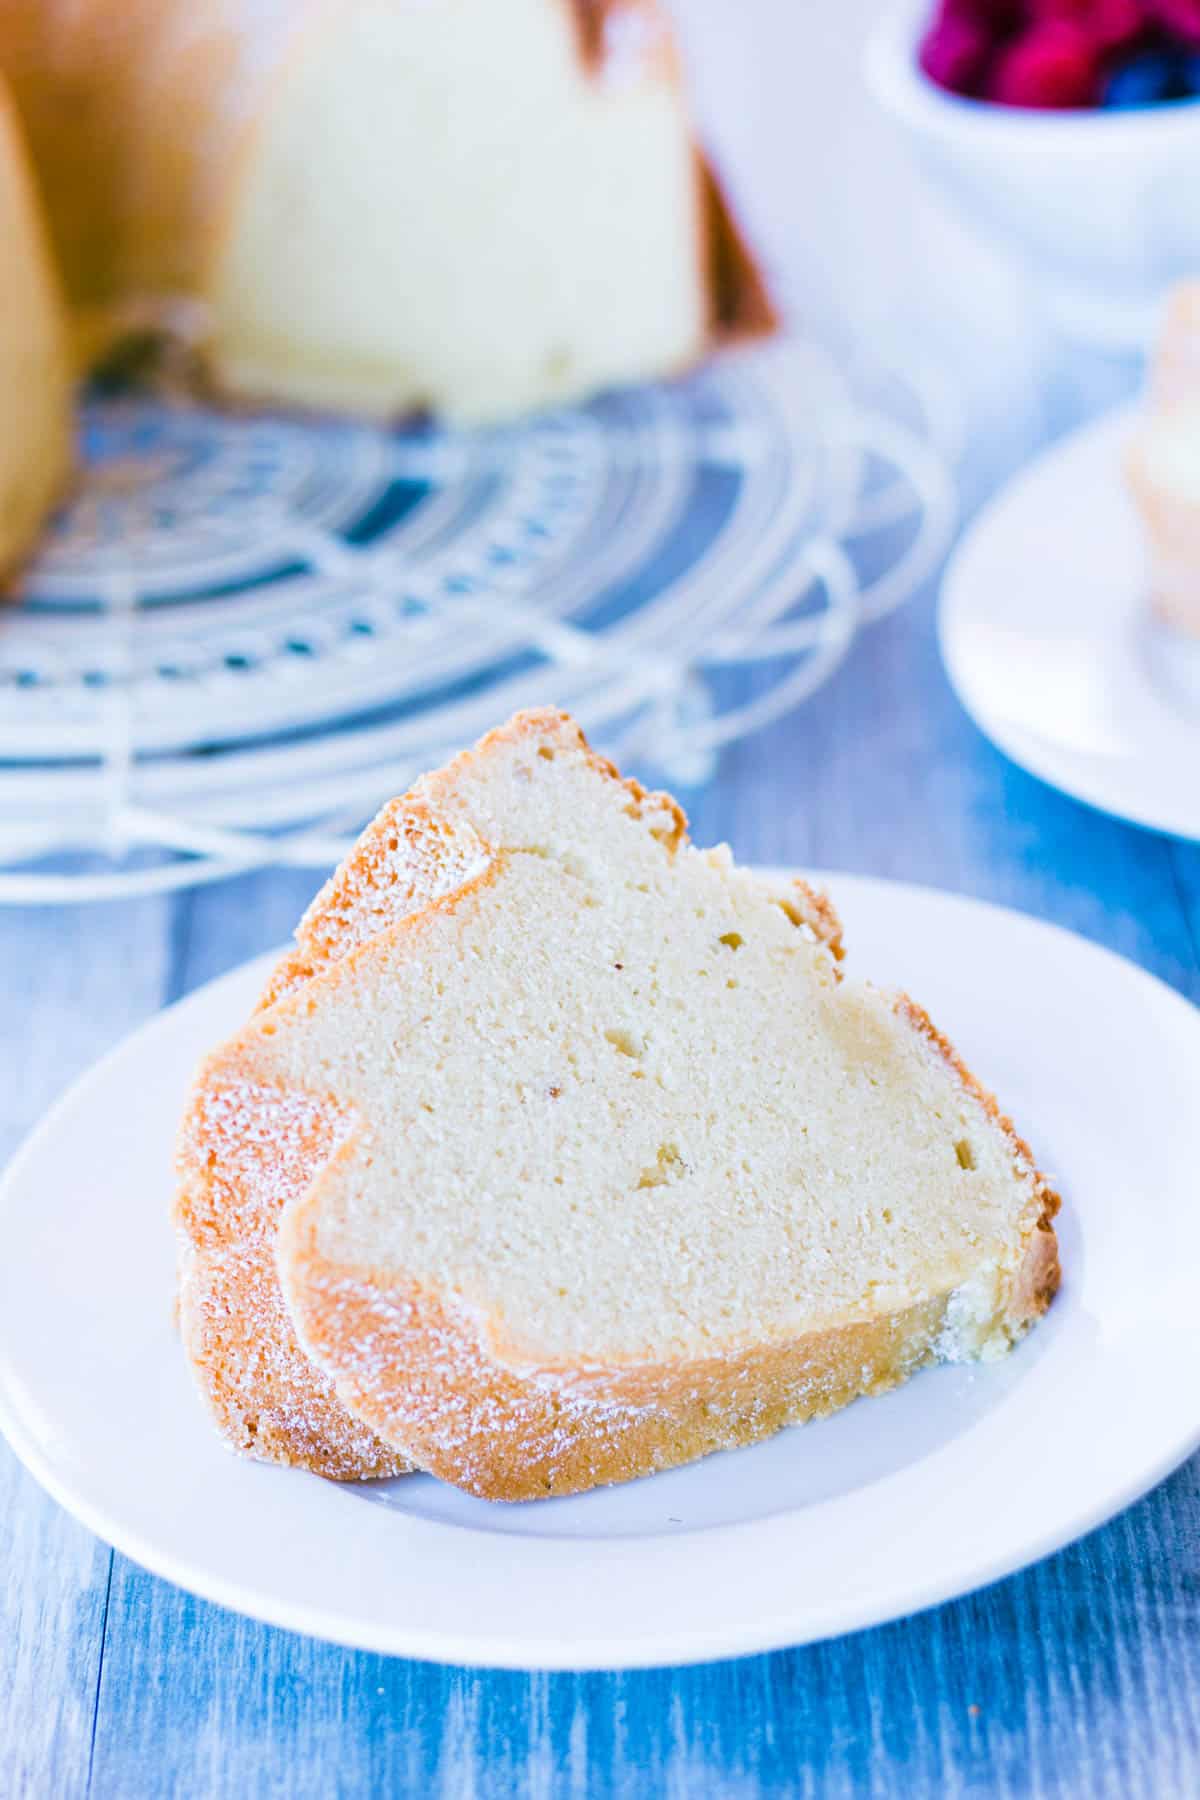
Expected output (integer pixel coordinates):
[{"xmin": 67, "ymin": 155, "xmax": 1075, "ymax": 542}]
[
  {"xmin": 920, "ymin": 0, "xmax": 1200, "ymax": 111},
  {"xmin": 867, "ymin": 0, "xmax": 1200, "ymax": 346}
]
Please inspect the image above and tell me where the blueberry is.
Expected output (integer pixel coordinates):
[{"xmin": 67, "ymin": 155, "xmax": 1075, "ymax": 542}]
[
  {"xmin": 1183, "ymin": 52, "xmax": 1200, "ymax": 95},
  {"xmin": 1101, "ymin": 50, "xmax": 1190, "ymax": 106}
]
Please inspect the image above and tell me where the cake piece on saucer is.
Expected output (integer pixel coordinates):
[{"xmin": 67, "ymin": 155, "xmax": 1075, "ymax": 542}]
[{"xmin": 1127, "ymin": 282, "xmax": 1200, "ymax": 638}]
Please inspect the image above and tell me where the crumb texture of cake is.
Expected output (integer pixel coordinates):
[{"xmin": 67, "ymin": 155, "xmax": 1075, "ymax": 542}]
[
  {"xmin": 0, "ymin": 0, "xmax": 773, "ymax": 426},
  {"xmin": 177, "ymin": 709, "xmax": 1059, "ymax": 1500},
  {"xmin": 1127, "ymin": 281, "xmax": 1200, "ymax": 639}
]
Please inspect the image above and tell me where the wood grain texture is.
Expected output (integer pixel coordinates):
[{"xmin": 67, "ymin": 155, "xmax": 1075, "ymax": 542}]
[
  {"xmin": 82, "ymin": 1461, "xmax": 1200, "ymax": 1798},
  {"xmin": 0, "ymin": 895, "xmax": 172, "ymax": 1798},
  {"xmin": 5, "ymin": 362, "xmax": 1200, "ymax": 1800}
]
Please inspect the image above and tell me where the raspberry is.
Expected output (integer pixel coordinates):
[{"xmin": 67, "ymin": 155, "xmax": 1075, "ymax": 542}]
[
  {"xmin": 987, "ymin": 22, "xmax": 1102, "ymax": 105},
  {"xmin": 938, "ymin": 0, "xmax": 1025, "ymax": 26},
  {"xmin": 1145, "ymin": 0, "xmax": 1200, "ymax": 44},
  {"xmin": 919, "ymin": 15, "xmax": 994, "ymax": 94},
  {"xmin": 1028, "ymin": 0, "xmax": 1148, "ymax": 52}
]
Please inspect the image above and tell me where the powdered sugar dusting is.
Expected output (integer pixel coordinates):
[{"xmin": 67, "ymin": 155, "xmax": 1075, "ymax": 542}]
[
  {"xmin": 175, "ymin": 796, "xmax": 495, "ymax": 1481},
  {"xmin": 284, "ymin": 1261, "xmax": 959, "ymax": 1502},
  {"xmin": 176, "ymin": 1077, "xmax": 409, "ymax": 1479},
  {"xmin": 290, "ymin": 1263, "xmax": 681, "ymax": 1499},
  {"xmin": 298, "ymin": 802, "xmax": 492, "ymax": 966}
]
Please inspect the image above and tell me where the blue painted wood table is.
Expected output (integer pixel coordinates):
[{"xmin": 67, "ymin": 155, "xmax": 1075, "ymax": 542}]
[{"xmin": 4, "ymin": 352, "xmax": 1199, "ymax": 1798}]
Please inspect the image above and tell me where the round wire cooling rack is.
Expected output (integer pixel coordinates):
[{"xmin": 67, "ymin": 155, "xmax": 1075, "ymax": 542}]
[{"xmin": 0, "ymin": 337, "xmax": 958, "ymax": 903}]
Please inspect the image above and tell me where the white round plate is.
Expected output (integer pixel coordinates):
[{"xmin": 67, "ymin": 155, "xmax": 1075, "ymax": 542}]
[
  {"xmin": 940, "ymin": 405, "xmax": 1200, "ymax": 841},
  {"xmin": 1, "ymin": 874, "xmax": 1197, "ymax": 1670}
]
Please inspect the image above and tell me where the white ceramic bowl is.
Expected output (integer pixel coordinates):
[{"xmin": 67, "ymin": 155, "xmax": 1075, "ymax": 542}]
[{"xmin": 865, "ymin": 0, "xmax": 1200, "ymax": 349}]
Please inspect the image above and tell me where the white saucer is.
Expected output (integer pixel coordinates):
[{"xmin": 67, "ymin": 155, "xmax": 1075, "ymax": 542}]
[
  {"xmin": 940, "ymin": 405, "xmax": 1200, "ymax": 841},
  {"xmin": 1, "ymin": 874, "xmax": 1198, "ymax": 1670}
]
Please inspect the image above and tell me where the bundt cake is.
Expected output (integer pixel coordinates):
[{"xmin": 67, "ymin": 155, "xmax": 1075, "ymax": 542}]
[
  {"xmin": 0, "ymin": 0, "xmax": 773, "ymax": 426},
  {"xmin": 0, "ymin": 74, "xmax": 72, "ymax": 582}
]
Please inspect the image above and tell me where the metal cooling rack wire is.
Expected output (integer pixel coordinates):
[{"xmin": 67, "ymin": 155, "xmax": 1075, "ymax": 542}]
[{"xmin": 0, "ymin": 341, "xmax": 956, "ymax": 903}]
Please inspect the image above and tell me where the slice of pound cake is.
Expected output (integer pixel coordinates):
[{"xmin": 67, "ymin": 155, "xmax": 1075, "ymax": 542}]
[{"xmin": 175, "ymin": 711, "xmax": 1059, "ymax": 1499}]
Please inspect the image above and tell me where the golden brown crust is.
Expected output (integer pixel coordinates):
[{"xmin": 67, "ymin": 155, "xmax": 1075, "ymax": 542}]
[
  {"xmin": 784, "ymin": 880, "xmax": 845, "ymax": 962},
  {"xmin": 0, "ymin": 73, "xmax": 76, "ymax": 589},
  {"xmin": 568, "ymin": 0, "xmax": 624, "ymax": 70},
  {"xmin": 697, "ymin": 155, "xmax": 778, "ymax": 344},
  {"xmin": 280, "ymin": 1164, "xmax": 1054, "ymax": 1502},
  {"xmin": 895, "ymin": 994, "xmax": 1062, "ymax": 1224},
  {"xmin": 280, "ymin": 1195, "xmax": 961, "ymax": 1501},
  {"xmin": 256, "ymin": 949, "xmax": 317, "ymax": 1014},
  {"xmin": 426, "ymin": 707, "xmax": 689, "ymax": 843},
  {"xmin": 1010, "ymin": 1213, "xmax": 1061, "ymax": 1325},
  {"xmin": 255, "ymin": 800, "xmax": 493, "ymax": 1010},
  {"xmin": 0, "ymin": 451, "xmax": 74, "ymax": 595},
  {"xmin": 565, "ymin": 0, "xmax": 677, "ymax": 79},
  {"xmin": 498, "ymin": 708, "xmax": 690, "ymax": 850},
  {"xmin": 894, "ymin": 992, "xmax": 1061, "ymax": 1322}
]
